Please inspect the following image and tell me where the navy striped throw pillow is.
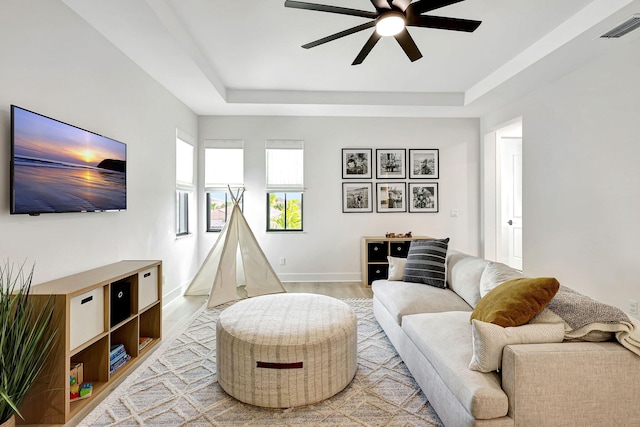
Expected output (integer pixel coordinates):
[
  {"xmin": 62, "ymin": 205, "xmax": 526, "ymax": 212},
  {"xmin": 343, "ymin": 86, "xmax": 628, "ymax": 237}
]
[{"xmin": 403, "ymin": 238, "xmax": 449, "ymax": 288}]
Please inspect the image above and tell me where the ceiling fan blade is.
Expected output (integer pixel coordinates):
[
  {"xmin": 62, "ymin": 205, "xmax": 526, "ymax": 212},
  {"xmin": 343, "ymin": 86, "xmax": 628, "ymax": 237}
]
[
  {"xmin": 352, "ymin": 31, "xmax": 382, "ymax": 65},
  {"xmin": 370, "ymin": 0, "xmax": 391, "ymax": 11},
  {"xmin": 406, "ymin": 0, "xmax": 464, "ymax": 17},
  {"xmin": 394, "ymin": 28, "xmax": 423, "ymax": 62},
  {"xmin": 408, "ymin": 15, "xmax": 481, "ymax": 32},
  {"xmin": 285, "ymin": 0, "xmax": 378, "ymax": 19},
  {"xmin": 302, "ymin": 21, "xmax": 376, "ymax": 49},
  {"xmin": 390, "ymin": 0, "xmax": 411, "ymax": 12}
]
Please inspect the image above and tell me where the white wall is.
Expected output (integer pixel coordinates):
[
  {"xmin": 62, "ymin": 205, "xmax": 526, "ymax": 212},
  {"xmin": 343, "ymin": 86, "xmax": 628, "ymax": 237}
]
[
  {"xmin": 481, "ymin": 36, "xmax": 640, "ymax": 314},
  {"xmin": 0, "ymin": 0, "xmax": 199, "ymax": 304},
  {"xmin": 199, "ymin": 116, "xmax": 480, "ymax": 282}
]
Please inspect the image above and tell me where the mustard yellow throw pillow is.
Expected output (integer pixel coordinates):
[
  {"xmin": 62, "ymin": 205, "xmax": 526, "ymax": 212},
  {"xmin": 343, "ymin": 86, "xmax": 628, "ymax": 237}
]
[{"xmin": 470, "ymin": 277, "xmax": 560, "ymax": 327}]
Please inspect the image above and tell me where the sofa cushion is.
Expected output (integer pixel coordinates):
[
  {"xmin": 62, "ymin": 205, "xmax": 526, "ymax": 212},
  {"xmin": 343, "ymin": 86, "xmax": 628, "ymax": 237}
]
[
  {"xmin": 403, "ymin": 238, "xmax": 449, "ymax": 288},
  {"xmin": 446, "ymin": 250, "xmax": 489, "ymax": 308},
  {"xmin": 372, "ymin": 279, "xmax": 472, "ymax": 325},
  {"xmin": 401, "ymin": 311, "xmax": 508, "ymax": 419},
  {"xmin": 471, "ymin": 277, "xmax": 560, "ymax": 327},
  {"xmin": 468, "ymin": 320, "xmax": 565, "ymax": 373},
  {"xmin": 479, "ymin": 261, "xmax": 523, "ymax": 298},
  {"xmin": 387, "ymin": 256, "xmax": 407, "ymax": 281}
]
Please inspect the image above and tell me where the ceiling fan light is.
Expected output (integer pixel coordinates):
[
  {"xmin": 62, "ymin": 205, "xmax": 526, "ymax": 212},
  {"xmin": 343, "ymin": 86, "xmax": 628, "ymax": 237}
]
[{"xmin": 376, "ymin": 12, "xmax": 405, "ymax": 37}]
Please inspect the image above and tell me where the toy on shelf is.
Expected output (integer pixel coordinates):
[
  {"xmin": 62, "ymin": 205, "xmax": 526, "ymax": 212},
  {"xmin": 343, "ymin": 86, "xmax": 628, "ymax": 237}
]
[
  {"xmin": 385, "ymin": 231, "xmax": 412, "ymax": 238},
  {"xmin": 70, "ymin": 382, "xmax": 93, "ymax": 401},
  {"xmin": 69, "ymin": 362, "xmax": 93, "ymax": 401}
]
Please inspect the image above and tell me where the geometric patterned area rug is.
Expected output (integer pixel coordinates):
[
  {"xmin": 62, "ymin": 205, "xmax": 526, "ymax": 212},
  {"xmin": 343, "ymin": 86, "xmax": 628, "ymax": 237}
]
[{"xmin": 79, "ymin": 298, "xmax": 443, "ymax": 426}]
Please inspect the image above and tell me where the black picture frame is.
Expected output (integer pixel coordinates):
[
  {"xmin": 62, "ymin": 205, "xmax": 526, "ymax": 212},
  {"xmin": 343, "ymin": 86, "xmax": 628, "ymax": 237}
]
[
  {"xmin": 342, "ymin": 148, "xmax": 372, "ymax": 179},
  {"xmin": 409, "ymin": 149, "xmax": 439, "ymax": 179},
  {"xmin": 342, "ymin": 182, "xmax": 373, "ymax": 213},
  {"xmin": 376, "ymin": 149, "xmax": 406, "ymax": 179},
  {"xmin": 376, "ymin": 182, "xmax": 406, "ymax": 212},
  {"xmin": 408, "ymin": 182, "xmax": 439, "ymax": 213}
]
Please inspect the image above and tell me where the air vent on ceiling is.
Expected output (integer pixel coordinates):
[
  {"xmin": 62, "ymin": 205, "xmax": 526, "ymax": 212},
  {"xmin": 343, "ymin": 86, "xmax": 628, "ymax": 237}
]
[{"xmin": 600, "ymin": 14, "xmax": 640, "ymax": 38}]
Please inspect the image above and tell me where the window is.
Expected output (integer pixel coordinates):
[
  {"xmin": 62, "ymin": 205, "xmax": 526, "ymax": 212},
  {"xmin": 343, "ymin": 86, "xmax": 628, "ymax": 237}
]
[
  {"xmin": 176, "ymin": 191, "xmax": 189, "ymax": 235},
  {"xmin": 267, "ymin": 192, "xmax": 303, "ymax": 231},
  {"xmin": 176, "ymin": 133, "xmax": 194, "ymax": 236},
  {"xmin": 207, "ymin": 191, "xmax": 243, "ymax": 232},
  {"xmin": 204, "ymin": 140, "xmax": 244, "ymax": 232},
  {"xmin": 266, "ymin": 140, "xmax": 303, "ymax": 232}
]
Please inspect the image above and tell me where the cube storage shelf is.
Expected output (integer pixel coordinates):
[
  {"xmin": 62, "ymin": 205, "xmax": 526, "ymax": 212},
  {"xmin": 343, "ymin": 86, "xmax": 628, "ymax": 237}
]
[
  {"xmin": 361, "ymin": 236, "xmax": 431, "ymax": 286},
  {"xmin": 17, "ymin": 260, "xmax": 162, "ymax": 425}
]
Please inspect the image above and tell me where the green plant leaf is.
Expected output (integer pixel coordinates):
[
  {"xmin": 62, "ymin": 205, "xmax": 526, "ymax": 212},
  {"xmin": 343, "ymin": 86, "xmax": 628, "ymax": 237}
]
[{"xmin": 0, "ymin": 261, "xmax": 56, "ymax": 422}]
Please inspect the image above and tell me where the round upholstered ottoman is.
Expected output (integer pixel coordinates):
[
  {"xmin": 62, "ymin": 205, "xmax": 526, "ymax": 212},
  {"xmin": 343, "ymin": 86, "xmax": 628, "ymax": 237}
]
[{"xmin": 216, "ymin": 293, "xmax": 358, "ymax": 408}]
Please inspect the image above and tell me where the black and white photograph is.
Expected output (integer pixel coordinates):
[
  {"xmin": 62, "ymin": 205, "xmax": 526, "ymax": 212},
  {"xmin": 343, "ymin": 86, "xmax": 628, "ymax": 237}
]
[
  {"xmin": 409, "ymin": 183, "xmax": 439, "ymax": 213},
  {"xmin": 409, "ymin": 149, "xmax": 439, "ymax": 179},
  {"xmin": 376, "ymin": 149, "xmax": 406, "ymax": 179},
  {"xmin": 376, "ymin": 182, "xmax": 406, "ymax": 212},
  {"xmin": 342, "ymin": 182, "xmax": 373, "ymax": 213},
  {"xmin": 342, "ymin": 148, "xmax": 372, "ymax": 179}
]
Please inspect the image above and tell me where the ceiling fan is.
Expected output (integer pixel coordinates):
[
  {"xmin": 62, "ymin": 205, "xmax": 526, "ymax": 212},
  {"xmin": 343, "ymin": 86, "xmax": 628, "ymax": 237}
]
[{"xmin": 284, "ymin": 0, "xmax": 481, "ymax": 65}]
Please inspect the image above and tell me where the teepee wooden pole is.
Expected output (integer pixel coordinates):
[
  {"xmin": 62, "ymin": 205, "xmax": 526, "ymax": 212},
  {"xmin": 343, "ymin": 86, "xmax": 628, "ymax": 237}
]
[{"xmin": 228, "ymin": 185, "xmax": 245, "ymax": 206}]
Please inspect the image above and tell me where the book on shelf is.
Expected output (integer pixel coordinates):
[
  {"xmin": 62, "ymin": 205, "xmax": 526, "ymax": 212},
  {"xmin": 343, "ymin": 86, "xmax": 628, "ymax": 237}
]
[
  {"xmin": 110, "ymin": 344, "xmax": 125, "ymax": 359},
  {"xmin": 110, "ymin": 353, "xmax": 131, "ymax": 374},
  {"xmin": 139, "ymin": 336, "xmax": 154, "ymax": 351},
  {"xmin": 110, "ymin": 349, "xmax": 127, "ymax": 366},
  {"xmin": 109, "ymin": 343, "xmax": 130, "ymax": 373}
]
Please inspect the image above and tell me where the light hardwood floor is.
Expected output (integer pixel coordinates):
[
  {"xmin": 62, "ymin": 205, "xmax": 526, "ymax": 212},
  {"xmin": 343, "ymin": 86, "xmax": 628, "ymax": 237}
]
[{"xmin": 63, "ymin": 282, "xmax": 372, "ymax": 427}]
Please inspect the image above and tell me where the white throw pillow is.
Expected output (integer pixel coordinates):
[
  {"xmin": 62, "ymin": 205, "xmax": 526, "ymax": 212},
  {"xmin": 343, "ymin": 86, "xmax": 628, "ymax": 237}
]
[
  {"xmin": 479, "ymin": 261, "xmax": 524, "ymax": 298},
  {"xmin": 468, "ymin": 320, "xmax": 565, "ymax": 373},
  {"xmin": 387, "ymin": 256, "xmax": 407, "ymax": 281}
]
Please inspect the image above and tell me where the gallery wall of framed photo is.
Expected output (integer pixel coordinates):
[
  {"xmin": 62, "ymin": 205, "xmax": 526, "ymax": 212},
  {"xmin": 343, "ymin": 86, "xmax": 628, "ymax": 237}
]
[{"xmin": 341, "ymin": 148, "xmax": 439, "ymax": 214}]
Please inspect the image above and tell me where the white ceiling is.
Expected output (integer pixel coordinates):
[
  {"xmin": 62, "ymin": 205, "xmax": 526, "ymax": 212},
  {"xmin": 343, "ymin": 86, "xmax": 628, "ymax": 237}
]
[{"xmin": 63, "ymin": 0, "xmax": 640, "ymax": 117}]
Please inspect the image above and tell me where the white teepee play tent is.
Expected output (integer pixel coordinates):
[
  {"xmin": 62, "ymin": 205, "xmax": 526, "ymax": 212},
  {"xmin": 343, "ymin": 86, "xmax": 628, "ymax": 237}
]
[{"xmin": 185, "ymin": 188, "xmax": 286, "ymax": 307}]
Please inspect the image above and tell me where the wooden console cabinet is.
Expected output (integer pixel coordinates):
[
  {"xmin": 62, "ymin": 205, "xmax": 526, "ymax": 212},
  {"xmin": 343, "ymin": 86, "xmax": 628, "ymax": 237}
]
[
  {"xmin": 17, "ymin": 260, "xmax": 162, "ymax": 424},
  {"xmin": 361, "ymin": 236, "xmax": 431, "ymax": 286}
]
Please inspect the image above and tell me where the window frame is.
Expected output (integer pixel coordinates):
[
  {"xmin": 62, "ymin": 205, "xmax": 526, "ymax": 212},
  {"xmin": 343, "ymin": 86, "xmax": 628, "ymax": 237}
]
[
  {"xmin": 265, "ymin": 140, "xmax": 304, "ymax": 233},
  {"xmin": 176, "ymin": 190, "xmax": 190, "ymax": 236},
  {"xmin": 204, "ymin": 140, "xmax": 244, "ymax": 232},
  {"xmin": 176, "ymin": 132, "xmax": 195, "ymax": 237},
  {"xmin": 206, "ymin": 191, "xmax": 243, "ymax": 232},
  {"xmin": 266, "ymin": 192, "xmax": 303, "ymax": 232}
]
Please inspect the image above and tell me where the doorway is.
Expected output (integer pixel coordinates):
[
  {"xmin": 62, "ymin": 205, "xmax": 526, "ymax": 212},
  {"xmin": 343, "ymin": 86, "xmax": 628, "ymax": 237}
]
[{"xmin": 482, "ymin": 119, "xmax": 523, "ymax": 270}]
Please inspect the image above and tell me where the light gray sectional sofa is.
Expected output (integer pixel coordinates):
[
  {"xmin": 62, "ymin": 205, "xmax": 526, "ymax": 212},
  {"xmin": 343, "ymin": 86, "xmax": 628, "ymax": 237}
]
[{"xmin": 372, "ymin": 249, "xmax": 640, "ymax": 427}]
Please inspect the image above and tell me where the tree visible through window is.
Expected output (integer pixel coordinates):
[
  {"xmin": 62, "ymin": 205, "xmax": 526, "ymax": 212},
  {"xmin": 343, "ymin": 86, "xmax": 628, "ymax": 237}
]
[
  {"xmin": 266, "ymin": 140, "xmax": 304, "ymax": 232},
  {"xmin": 267, "ymin": 192, "xmax": 302, "ymax": 231}
]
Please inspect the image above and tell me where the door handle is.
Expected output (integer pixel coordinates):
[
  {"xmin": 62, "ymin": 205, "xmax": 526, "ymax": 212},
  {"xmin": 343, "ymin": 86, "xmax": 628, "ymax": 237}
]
[{"xmin": 507, "ymin": 220, "xmax": 513, "ymax": 225}]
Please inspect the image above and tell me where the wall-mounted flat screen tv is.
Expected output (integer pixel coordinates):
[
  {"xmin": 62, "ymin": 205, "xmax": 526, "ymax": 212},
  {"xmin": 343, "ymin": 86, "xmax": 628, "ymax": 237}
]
[{"xmin": 10, "ymin": 105, "xmax": 127, "ymax": 215}]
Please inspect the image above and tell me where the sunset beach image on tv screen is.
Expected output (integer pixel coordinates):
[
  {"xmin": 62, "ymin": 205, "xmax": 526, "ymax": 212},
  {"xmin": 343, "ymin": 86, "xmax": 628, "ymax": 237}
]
[{"xmin": 11, "ymin": 106, "xmax": 126, "ymax": 214}]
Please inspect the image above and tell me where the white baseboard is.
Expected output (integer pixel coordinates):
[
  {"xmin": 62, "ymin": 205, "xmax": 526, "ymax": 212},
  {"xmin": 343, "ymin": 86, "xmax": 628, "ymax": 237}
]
[
  {"xmin": 162, "ymin": 279, "xmax": 192, "ymax": 309},
  {"xmin": 278, "ymin": 272, "xmax": 362, "ymax": 282}
]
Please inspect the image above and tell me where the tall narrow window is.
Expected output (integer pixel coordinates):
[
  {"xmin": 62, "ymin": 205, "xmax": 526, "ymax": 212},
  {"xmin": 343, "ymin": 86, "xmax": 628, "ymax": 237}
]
[
  {"xmin": 204, "ymin": 140, "xmax": 244, "ymax": 232},
  {"xmin": 176, "ymin": 133, "xmax": 194, "ymax": 236},
  {"xmin": 266, "ymin": 140, "xmax": 303, "ymax": 231},
  {"xmin": 176, "ymin": 191, "xmax": 189, "ymax": 235}
]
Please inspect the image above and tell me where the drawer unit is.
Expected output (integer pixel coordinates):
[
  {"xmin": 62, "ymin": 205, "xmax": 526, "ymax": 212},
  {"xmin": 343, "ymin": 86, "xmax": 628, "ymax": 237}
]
[
  {"xmin": 361, "ymin": 236, "xmax": 432, "ymax": 286},
  {"xmin": 390, "ymin": 241, "xmax": 411, "ymax": 258},
  {"xmin": 367, "ymin": 264, "xmax": 389, "ymax": 285},
  {"xmin": 367, "ymin": 241, "xmax": 388, "ymax": 262},
  {"xmin": 138, "ymin": 267, "xmax": 158, "ymax": 310},
  {"xmin": 70, "ymin": 288, "xmax": 104, "ymax": 350},
  {"xmin": 110, "ymin": 281, "xmax": 131, "ymax": 327}
]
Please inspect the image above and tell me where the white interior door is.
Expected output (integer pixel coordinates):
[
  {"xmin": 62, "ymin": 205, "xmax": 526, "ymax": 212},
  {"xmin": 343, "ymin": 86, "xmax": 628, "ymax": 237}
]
[{"xmin": 500, "ymin": 138, "xmax": 523, "ymax": 269}]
